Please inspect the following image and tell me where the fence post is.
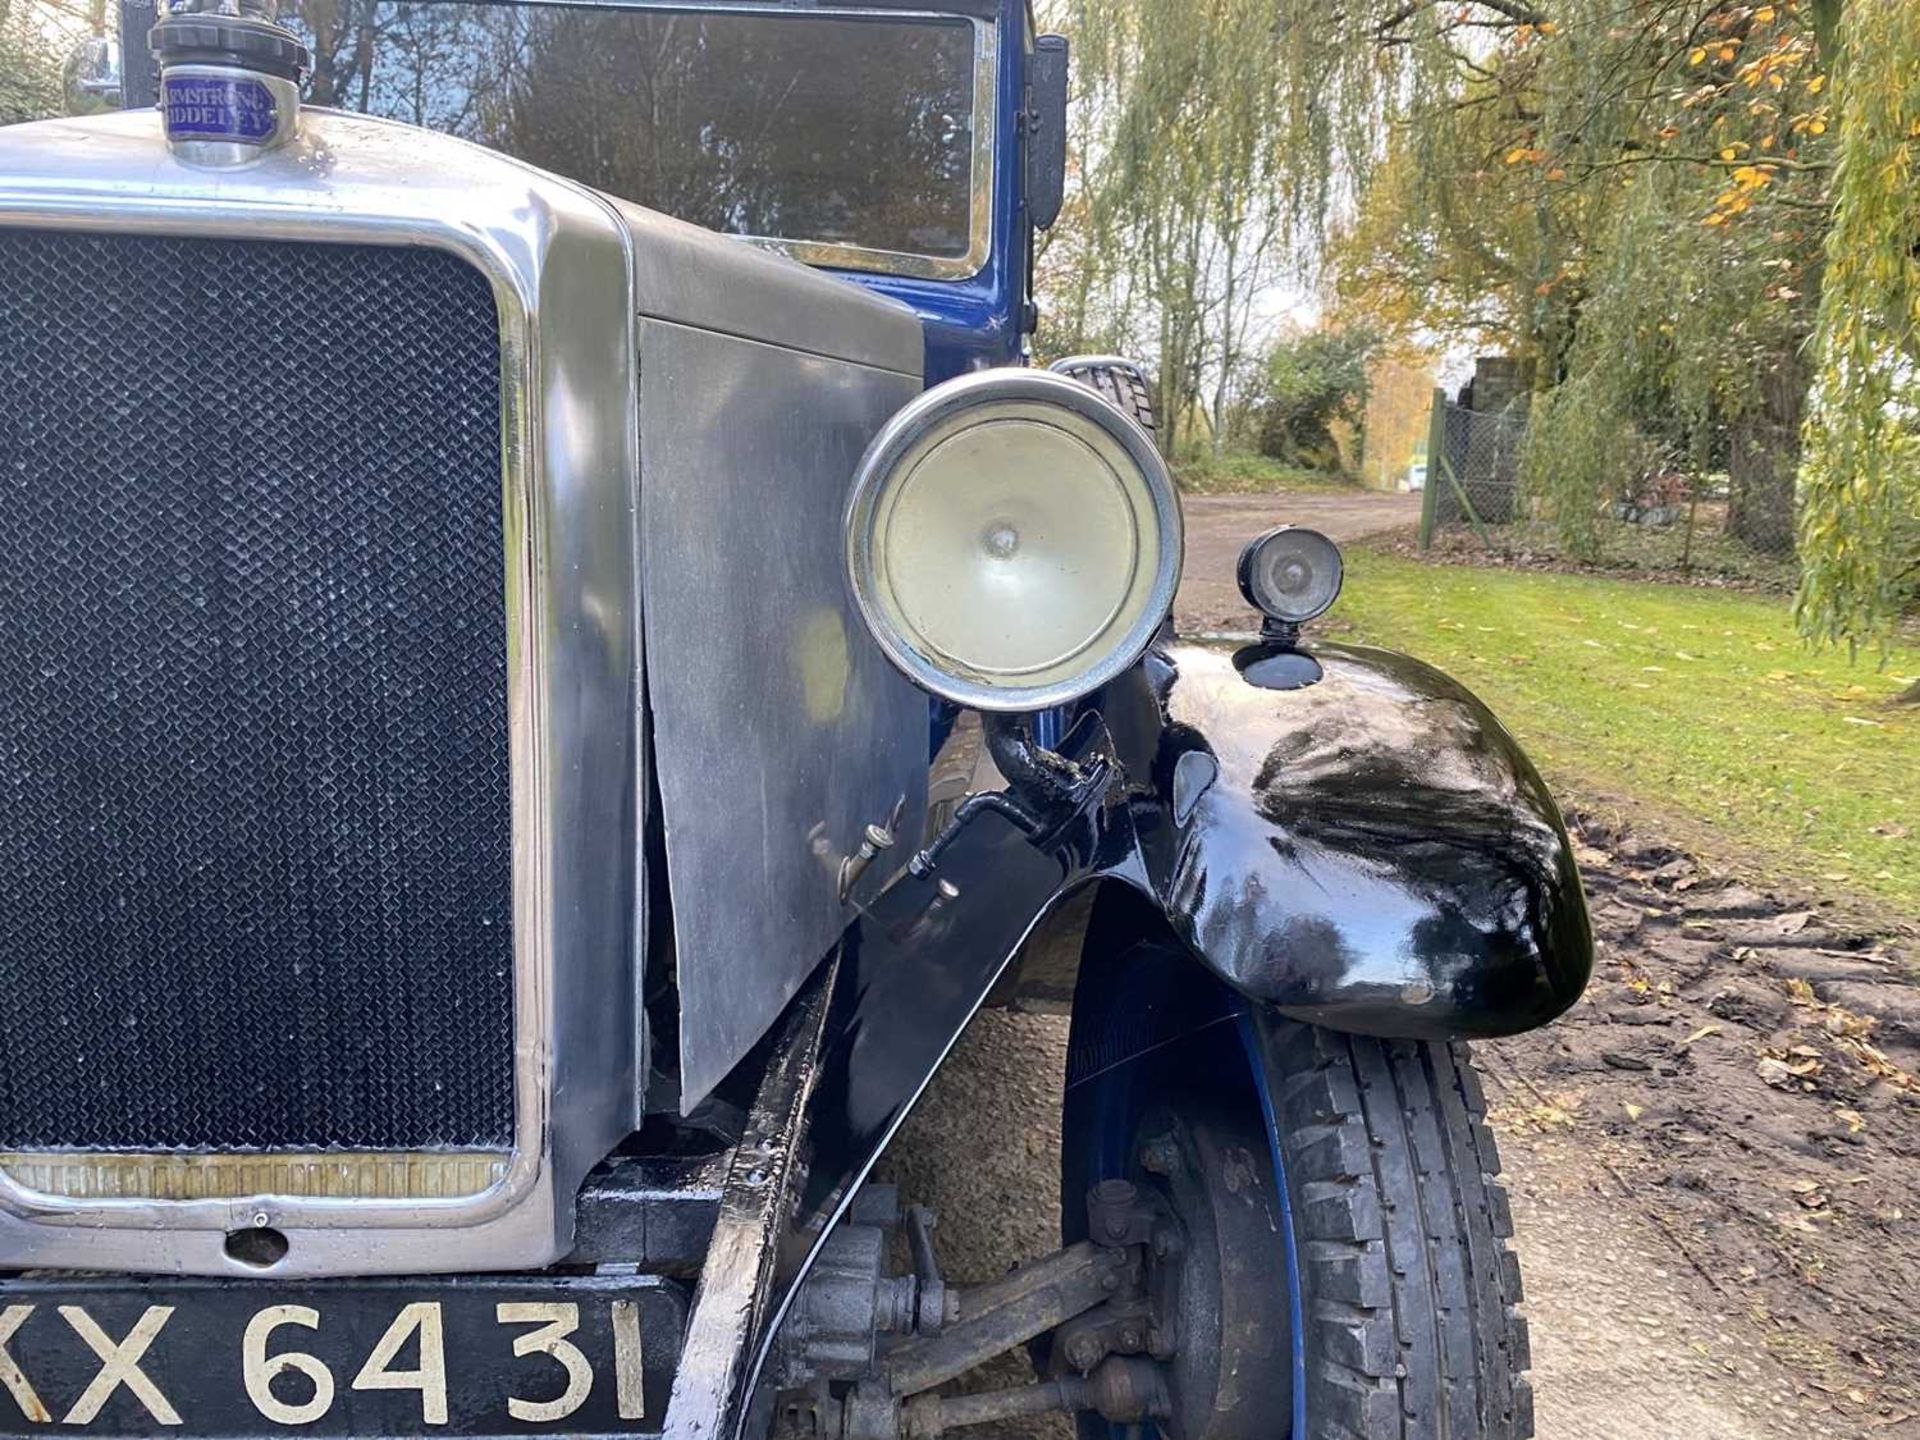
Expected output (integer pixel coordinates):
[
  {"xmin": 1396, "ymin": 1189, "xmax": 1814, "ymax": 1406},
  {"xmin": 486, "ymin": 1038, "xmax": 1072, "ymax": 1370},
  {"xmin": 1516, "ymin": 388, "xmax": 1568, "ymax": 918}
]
[{"xmin": 1418, "ymin": 387, "xmax": 1445, "ymax": 551}]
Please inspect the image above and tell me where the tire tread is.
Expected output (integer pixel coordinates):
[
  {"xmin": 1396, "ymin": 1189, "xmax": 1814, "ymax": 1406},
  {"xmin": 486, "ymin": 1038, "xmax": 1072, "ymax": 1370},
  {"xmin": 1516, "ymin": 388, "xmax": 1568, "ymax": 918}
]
[
  {"xmin": 1053, "ymin": 358, "xmax": 1158, "ymax": 434},
  {"xmin": 1256, "ymin": 1022, "xmax": 1533, "ymax": 1439}
]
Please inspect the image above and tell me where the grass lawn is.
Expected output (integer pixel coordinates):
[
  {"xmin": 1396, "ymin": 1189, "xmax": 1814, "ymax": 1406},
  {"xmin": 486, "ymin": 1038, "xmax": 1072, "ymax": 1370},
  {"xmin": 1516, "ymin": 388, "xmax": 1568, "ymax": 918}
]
[
  {"xmin": 1329, "ymin": 548, "xmax": 1919, "ymax": 916},
  {"xmin": 1175, "ymin": 452, "xmax": 1361, "ymax": 496}
]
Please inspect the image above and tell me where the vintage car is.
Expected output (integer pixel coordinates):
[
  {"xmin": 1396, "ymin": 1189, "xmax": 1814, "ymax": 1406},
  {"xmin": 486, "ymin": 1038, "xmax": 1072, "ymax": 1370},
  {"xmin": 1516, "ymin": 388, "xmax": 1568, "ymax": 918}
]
[{"xmin": 0, "ymin": 1, "xmax": 1592, "ymax": 1435}]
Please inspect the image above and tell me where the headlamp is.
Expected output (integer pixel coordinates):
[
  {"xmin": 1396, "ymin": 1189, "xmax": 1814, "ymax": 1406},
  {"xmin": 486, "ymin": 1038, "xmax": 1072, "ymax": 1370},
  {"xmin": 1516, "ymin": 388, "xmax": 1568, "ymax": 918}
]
[
  {"xmin": 845, "ymin": 370, "xmax": 1182, "ymax": 712},
  {"xmin": 1237, "ymin": 526, "xmax": 1344, "ymax": 627}
]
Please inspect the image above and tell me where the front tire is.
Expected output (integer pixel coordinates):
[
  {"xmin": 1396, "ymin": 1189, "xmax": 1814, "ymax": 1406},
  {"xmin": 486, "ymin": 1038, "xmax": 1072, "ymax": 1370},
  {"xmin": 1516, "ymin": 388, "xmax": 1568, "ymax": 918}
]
[
  {"xmin": 1064, "ymin": 942, "xmax": 1533, "ymax": 1439},
  {"xmin": 1249, "ymin": 1018, "xmax": 1533, "ymax": 1440}
]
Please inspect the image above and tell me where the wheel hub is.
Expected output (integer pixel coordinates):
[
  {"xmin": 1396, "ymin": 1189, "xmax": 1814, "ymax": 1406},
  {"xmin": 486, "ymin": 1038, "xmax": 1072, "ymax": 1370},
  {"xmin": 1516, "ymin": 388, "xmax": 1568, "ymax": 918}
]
[{"xmin": 1133, "ymin": 1106, "xmax": 1294, "ymax": 1440}]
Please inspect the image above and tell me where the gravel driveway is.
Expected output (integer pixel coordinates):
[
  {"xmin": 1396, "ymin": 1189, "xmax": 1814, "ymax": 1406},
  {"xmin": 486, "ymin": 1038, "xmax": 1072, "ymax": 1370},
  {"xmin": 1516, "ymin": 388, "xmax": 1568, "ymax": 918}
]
[{"xmin": 1173, "ymin": 488, "xmax": 1420, "ymax": 631}]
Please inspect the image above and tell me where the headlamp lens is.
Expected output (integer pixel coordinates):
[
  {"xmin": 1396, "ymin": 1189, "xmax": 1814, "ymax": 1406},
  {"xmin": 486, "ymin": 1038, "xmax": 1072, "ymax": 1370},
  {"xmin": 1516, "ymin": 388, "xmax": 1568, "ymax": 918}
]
[
  {"xmin": 847, "ymin": 371, "xmax": 1182, "ymax": 711},
  {"xmin": 1237, "ymin": 526, "xmax": 1344, "ymax": 625}
]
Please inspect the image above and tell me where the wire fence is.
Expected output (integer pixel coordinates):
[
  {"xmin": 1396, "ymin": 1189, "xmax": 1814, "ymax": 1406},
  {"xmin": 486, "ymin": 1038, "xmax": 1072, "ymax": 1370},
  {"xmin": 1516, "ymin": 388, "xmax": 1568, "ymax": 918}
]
[
  {"xmin": 1415, "ymin": 382, "xmax": 1808, "ymax": 569},
  {"xmin": 1420, "ymin": 394, "xmax": 1530, "ymax": 549}
]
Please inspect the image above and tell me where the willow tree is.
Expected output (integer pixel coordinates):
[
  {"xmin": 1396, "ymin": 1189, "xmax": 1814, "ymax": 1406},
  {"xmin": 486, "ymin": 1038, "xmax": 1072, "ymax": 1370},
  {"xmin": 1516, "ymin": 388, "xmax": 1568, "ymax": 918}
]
[
  {"xmin": 1049, "ymin": 0, "xmax": 1913, "ymax": 645},
  {"xmin": 1796, "ymin": 0, "xmax": 1920, "ymax": 654},
  {"xmin": 1048, "ymin": 0, "xmax": 1386, "ymax": 456},
  {"xmin": 1331, "ymin": 2, "xmax": 1835, "ymax": 557},
  {"xmin": 2, "ymin": 2, "xmax": 75, "ymax": 124}
]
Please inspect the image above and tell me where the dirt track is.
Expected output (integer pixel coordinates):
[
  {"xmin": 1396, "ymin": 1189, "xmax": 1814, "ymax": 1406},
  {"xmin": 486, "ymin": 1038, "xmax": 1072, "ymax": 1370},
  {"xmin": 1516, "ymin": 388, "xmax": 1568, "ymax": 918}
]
[
  {"xmin": 1173, "ymin": 489, "xmax": 1422, "ymax": 631},
  {"xmin": 882, "ymin": 488, "xmax": 1920, "ymax": 1439}
]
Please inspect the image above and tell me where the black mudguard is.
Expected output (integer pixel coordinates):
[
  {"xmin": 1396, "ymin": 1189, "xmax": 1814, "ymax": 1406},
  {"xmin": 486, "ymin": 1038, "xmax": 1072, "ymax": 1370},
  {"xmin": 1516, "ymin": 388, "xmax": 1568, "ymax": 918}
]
[
  {"xmin": 1117, "ymin": 636, "xmax": 1593, "ymax": 1037},
  {"xmin": 685, "ymin": 641, "xmax": 1591, "ymax": 1433}
]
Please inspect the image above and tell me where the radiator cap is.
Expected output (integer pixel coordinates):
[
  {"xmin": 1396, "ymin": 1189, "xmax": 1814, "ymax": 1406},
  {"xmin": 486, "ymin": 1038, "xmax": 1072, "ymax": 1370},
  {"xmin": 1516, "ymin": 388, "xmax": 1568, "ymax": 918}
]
[{"xmin": 150, "ymin": 0, "xmax": 308, "ymax": 162}]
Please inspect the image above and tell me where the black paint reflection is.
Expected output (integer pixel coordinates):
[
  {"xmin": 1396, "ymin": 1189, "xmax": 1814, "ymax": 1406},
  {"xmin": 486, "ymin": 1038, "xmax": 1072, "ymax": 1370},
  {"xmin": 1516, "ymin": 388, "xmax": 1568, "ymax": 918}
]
[{"xmin": 1139, "ymin": 639, "xmax": 1593, "ymax": 1037}]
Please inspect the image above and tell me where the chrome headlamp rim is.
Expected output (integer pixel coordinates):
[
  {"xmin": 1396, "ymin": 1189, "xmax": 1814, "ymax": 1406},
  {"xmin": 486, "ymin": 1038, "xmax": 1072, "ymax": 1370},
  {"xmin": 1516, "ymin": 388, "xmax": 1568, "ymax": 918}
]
[{"xmin": 845, "ymin": 368, "xmax": 1183, "ymax": 713}]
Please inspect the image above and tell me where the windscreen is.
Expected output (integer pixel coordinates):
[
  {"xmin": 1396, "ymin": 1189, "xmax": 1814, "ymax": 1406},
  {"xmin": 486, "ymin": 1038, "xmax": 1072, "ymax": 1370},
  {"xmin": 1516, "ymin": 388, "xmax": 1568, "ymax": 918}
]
[{"xmin": 285, "ymin": 4, "xmax": 981, "ymax": 266}]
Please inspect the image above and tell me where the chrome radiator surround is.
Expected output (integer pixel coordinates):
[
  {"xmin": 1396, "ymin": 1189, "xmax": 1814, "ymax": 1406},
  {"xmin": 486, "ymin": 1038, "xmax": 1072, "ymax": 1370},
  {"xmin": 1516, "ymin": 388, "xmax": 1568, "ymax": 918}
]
[{"xmin": 0, "ymin": 110, "xmax": 643, "ymax": 1276}]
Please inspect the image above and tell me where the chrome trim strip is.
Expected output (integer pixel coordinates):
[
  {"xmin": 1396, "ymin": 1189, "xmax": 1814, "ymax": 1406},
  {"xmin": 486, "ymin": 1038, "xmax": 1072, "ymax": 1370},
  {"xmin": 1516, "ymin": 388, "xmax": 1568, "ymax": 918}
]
[
  {"xmin": 0, "ymin": 108, "xmax": 641, "ymax": 1276},
  {"xmin": 0, "ymin": 1152, "xmax": 514, "ymax": 1202}
]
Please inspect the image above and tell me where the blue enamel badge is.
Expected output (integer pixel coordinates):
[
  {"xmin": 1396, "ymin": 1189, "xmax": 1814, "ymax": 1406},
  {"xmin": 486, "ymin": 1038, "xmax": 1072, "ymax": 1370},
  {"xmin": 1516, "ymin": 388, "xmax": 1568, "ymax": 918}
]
[{"xmin": 161, "ymin": 74, "xmax": 278, "ymax": 144}]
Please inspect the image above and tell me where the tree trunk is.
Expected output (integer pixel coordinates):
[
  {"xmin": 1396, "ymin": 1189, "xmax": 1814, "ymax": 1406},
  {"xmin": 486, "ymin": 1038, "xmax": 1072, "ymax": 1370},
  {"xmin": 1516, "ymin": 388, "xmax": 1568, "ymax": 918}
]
[
  {"xmin": 1726, "ymin": 352, "xmax": 1806, "ymax": 556},
  {"xmin": 1156, "ymin": 309, "xmax": 1179, "ymax": 461},
  {"xmin": 1211, "ymin": 231, "xmax": 1240, "ymax": 461},
  {"xmin": 304, "ymin": 0, "xmax": 342, "ymax": 108}
]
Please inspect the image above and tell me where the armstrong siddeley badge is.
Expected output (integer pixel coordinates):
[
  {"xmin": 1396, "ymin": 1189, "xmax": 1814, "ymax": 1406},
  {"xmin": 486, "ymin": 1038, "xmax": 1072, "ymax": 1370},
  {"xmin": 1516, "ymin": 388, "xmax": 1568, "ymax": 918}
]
[{"xmin": 161, "ymin": 73, "xmax": 278, "ymax": 143}]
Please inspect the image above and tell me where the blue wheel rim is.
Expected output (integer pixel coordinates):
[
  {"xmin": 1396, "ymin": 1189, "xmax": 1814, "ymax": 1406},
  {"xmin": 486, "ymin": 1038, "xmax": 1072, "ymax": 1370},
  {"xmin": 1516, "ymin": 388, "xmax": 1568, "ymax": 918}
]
[
  {"xmin": 1066, "ymin": 966, "xmax": 1305, "ymax": 1438},
  {"xmin": 1242, "ymin": 1011, "xmax": 1310, "ymax": 1440}
]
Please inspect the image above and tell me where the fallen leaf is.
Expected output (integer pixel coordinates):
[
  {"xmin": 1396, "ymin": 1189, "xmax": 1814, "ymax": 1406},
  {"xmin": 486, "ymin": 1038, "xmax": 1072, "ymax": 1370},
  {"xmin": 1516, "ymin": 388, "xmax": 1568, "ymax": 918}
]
[
  {"xmin": 1623, "ymin": 1102, "xmax": 1645, "ymax": 1121},
  {"xmin": 1681, "ymin": 1023, "xmax": 1723, "ymax": 1047},
  {"xmin": 1837, "ymin": 1037, "xmax": 1920, "ymax": 1093},
  {"xmin": 1757, "ymin": 1056, "xmax": 1795, "ymax": 1087},
  {"xmin": 1523, "ymin": 1100, "xmax": 1580, "ymax": 1130}
]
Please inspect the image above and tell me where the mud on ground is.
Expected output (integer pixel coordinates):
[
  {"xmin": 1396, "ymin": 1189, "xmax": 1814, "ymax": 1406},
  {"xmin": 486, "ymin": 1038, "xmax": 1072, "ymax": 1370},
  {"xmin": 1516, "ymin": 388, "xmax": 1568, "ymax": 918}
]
[{"xmin": 1481, "ymin": 817, "xmax": 1920, "ymax": 1438}]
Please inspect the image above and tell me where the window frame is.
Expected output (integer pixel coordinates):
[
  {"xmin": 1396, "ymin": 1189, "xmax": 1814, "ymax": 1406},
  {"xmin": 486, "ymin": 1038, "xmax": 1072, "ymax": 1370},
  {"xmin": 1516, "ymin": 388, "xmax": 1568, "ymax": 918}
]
[{"xmin": 406, "ymin": 0, "xmax": 1000, "ymax": 281}]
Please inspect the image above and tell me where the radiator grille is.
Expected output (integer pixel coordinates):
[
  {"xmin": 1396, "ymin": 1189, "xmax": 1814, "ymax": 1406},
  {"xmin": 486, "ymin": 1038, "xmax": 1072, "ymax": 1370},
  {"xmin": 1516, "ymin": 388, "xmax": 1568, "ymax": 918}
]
[{"xmin": 0, "ymin": 229, "xmax": 515, "ymax": 1152}]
